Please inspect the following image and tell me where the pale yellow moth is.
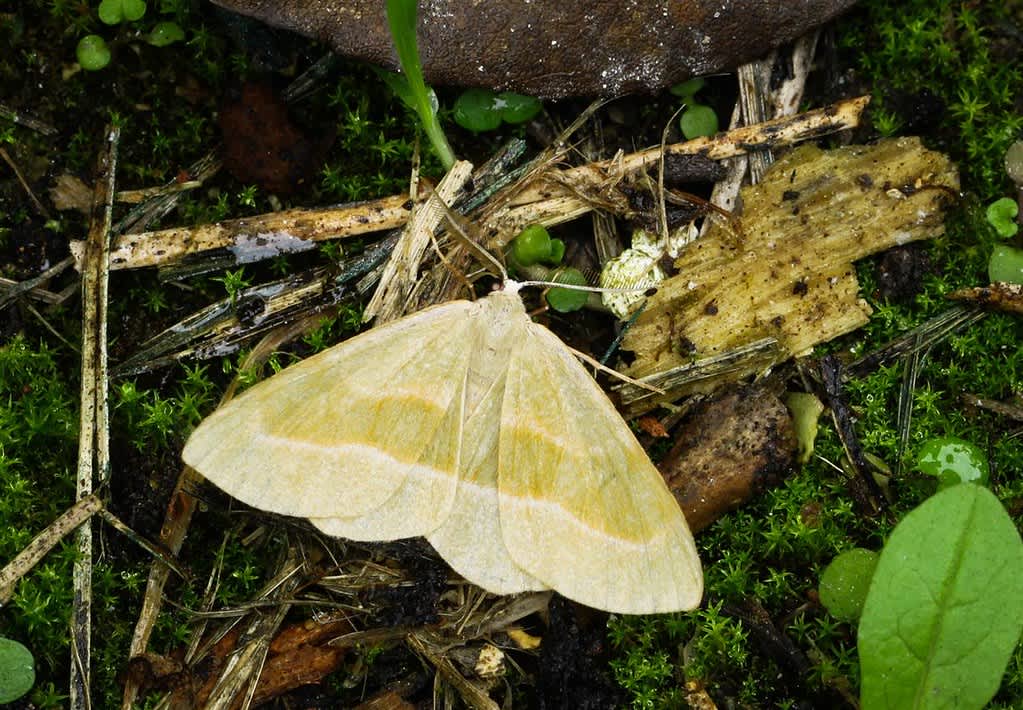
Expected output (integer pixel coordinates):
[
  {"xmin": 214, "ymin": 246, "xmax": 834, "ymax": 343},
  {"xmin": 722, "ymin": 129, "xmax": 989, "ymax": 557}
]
[{"xmin": 182, "ymin": 281, "xmax": 703, "ymax": 614}]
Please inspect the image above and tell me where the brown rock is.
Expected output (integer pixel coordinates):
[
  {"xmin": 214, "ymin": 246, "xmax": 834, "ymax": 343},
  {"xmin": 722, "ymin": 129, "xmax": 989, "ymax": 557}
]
[
  {"xmin": 210, "ymin": 0, "xmax": 860, "ymax": 98},
  {"xmin": 660, "ymin": 384, "xmax": 796, "ymax": 533}
]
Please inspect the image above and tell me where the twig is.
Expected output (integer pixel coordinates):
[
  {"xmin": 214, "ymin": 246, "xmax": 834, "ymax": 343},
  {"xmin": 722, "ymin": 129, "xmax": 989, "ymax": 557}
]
[
  {"xmin": 363, "ymin": 160, "xmax": 474, "ymax": 323},
  {"xmin": 73, "ymin": 96, "xmax": 870, "ymax": 274},
  {"xmin": 0, "ymin": 145, "xmax": 52, "ymax": 219},
  {"xmin": 0, "ymin": 255, "xmax": 76, "ymax": 312},
  {"xmin": 0, "ymin": 495, "xmax": 103, "ymax": 605},
  {"xmin": 0, "ymin": 495, "xmax": 186, "ymax": 605},
  {"xmin": 0, "ymin": 102, "xmax": 58, "ymax": 135},
  {"xmin": 74, "ymin": 192, "xmax": 410, "ymax": 271},
  {"xmin": 407, "ymin": 632, "xmax": 500, "ymax": 710},
  {"xmin": 72, "ymin": 124, "xmax": 119, "ymax": 710},
  {"xmin": 113, "ymin": 150, "xmax": 221, "ymax": 235},
  {"xmin": 736, "ymin": 57, "xmax": 775, "ymax": 183},
  {"xmin": 820, "ymin": 355, "xmax": 888, "ymax": 516},
  {"xmin": 202, "ymin": 552, "xmax": 304, "ymax": 709},
  {"xmin": 844, "ymin": 305, "xmax": 986, "ymax": 378},
  {"xmin": 111, "ymin": 236, "xmax": 394, "ymax": 376},
  {"xmin": 489, "ymin": 95, "xmax": 870, "ymax": 237}
]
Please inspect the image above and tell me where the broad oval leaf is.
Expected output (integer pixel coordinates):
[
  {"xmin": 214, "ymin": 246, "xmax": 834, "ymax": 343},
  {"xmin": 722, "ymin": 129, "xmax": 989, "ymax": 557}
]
[
  {"xmin": 0, "ymin": 637, "xmax": 35, "ymax": 703},
  {"xmin": 859, "ymin": 484, "xmax": 1023, "ymax": 710}
]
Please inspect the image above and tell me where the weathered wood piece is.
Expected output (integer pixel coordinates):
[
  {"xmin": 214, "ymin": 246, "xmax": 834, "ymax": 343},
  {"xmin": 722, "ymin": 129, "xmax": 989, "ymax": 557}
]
[{"xmin": 618, "ymin": 137, "xmax": 960, "ymax": 413}]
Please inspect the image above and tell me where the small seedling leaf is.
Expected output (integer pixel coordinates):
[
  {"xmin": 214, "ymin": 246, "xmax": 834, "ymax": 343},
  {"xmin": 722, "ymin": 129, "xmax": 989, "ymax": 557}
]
[
  {"xmin": 915, "ymin": 437, "xmax": 989, "ymax": 488},
  {"xmin": 784, "ymin": 391, "xmax": 825, "ymax": 465},
  {"xmin": 986, "ymin": 197, "xmax": 1019, "ymax": 238},
  {"xmin": 546, "ymin": 267, "xmax": 589, "ymax": 313},
  {"xmin": 819, "ymin": 548, "xmax": 879, "ymax": 622},
  {"xmin": 98, "ymin": 0, "xmax": 146, "ymax": 24},
  {"xmin": 510, "ymin": 224, "xmax": 558, "ymax": 267},
  {"xmin": 453, "ymin": 89, "xmax": 503, "ymax": 133},
  {"xmin": 989, "ymin": 244, "xmax": 1023, "ymax": 285},
  {"xmin": 0, "ymin": 637, "xmax": 35, "ymax": 703},
  {"xmin": 147, "ymin": 21, "xmax": 185, "ymax": 47},
  {"xmin": 858, "ymin": 484, "xmax": 1023, "ymax": 710},
  {"xmin": 679, "ymin": 104, "xmax": 719, "ymax": 140},
  {"xmin": 495, "ymin": 92, "xmax": 542, "ymax": 123},
  {"xmin": 76, "ymin": 35, "xmax": 112, "ymax": 71},
  {"xmin": 670, "ymin": 77, "xmax": 706, "ymax": 98}
]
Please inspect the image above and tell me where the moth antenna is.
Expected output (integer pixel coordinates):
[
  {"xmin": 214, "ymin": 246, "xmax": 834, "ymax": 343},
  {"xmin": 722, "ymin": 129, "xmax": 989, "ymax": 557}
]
[
  {"xmin": 657, "ymin": 103, "xmax": 688, "ymax": 250},
  {"xmin": 435, "ymin": 196, "xmax": 509, "ymax": 281},
  {"xmin": 566, "ymin": 344, "xmax": 665, "ymax": 394},
  {"xmin": 426, "ymin": 221, "xmax": 477, "ymax": 300},
  {"xmin": 518, "ymin": 279, "xmax": 655, "ymax": 296}
]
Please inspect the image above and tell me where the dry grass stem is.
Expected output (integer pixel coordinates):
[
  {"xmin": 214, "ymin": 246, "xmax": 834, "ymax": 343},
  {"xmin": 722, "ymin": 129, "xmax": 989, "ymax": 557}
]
[{"xmin": 72, "ymin": 124, "xmax": 119, "ymax": 710}]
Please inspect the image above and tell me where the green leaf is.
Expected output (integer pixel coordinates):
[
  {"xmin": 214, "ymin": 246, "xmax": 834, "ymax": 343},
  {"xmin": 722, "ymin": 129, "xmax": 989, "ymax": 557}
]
[
  {"xmin": 546, "ymin": 267, "xmax": 589, "ymax": 313},
  {"xmin": 858, "ymin": 484, "xmax": 1023, "ymax": 710},
  {"xmin": 985, "ymin": 197, "xmax": 1019, "ymax": 238},
  {"xmin": 384, "ymin": 0, "xmax": 427, "ymax": 109},
  {"xmin": 510, "ymin": 224, "xmax": 558, "ymax": 267},
  {"xmin": 384, "ymin": 0, "xmax": 454, "ymax": 168},
  {"xmin": 453, "ymin": 88, "xmax": 503, "ymax": 133},
  {"xmin": 988, "ymin": 244, "xmax": 1023, "ymax": 284},
  {"xmin": 98, "ymin": 0, "xmax": 146, "ymax": 24},
  {"xmin": 819, "ymin": 548, "xmax": 879, "ymax": 622},
  {"xmin": 375, "ymin": 68, "xmax": 423, "ymax": 113},
  {"xmin": 915, "ymin": 437, "xmax": 989, "ymax": 489},
  {"xmin": 670, "ymin": 77, "xmax": 705, "ymax": 98},
  {"xmin": 784, "ymin": 391, "xmax": 825, "ymax": 465},
  {"xmin": 679, "ymin": 104, "xmax": 719, "ymax": 140},
  {"xmin": 147, "ymin": 21, "xmax": 184, "ymax": 47},
  {"xmin": 76, "ymin": 35, "xmax": 111, "ymax": 71},
  {"xmin": 495, "ymin": 92, "xmax": 542, "ymax": 123},
  {"xmin": 0, "ymin": 637, "xmax": 35, "ymax": 703}
]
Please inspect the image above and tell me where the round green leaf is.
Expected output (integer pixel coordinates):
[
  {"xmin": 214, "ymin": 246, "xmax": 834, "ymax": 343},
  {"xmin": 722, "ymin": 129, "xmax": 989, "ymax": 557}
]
[
  {"xmin": 819, "ymin": 548, "xmax": 879, "ymax": 622},
  {"xmin": 510, "ymin": 224, "xmax": 556, "ymax": 267},
  {"xmin": 858, "ymin": 484, "xmax": 1023, "ymax": 710},
  {"xmin": 670, "ymin": 78, "xmax": 705, "ymax": 98},
  {"xmin": 0, "ymin": 637, "xmax": 35, "ymax": 703},
  {"xmin": 453, "ymin": 88, "xmax": 502, "ymax": 132},
  {"xmin": 147, "ymin": 21, "xmax": 184, "ymax": 47},
  {"xmin": 76, "ymin": 35, "xmax": 112, "ymax": 71},
  {"xmin": 546, "ymin": 238, "xmax": 565, "ymax": 265},
  {"xmin": 985, "ymin": 197, "xmax": 1019, "ymax": 238},
  {"xmin": 98, "ymin": 0, "xmax": 146, "ymax": 24},
  {"xmin": 916, "ymin": 437, "xmax": 989, "ymax": 489},
  {"xmin": 546, "ymin": 267, "xmax": 588, "ymax": 313},
  {"xmin": 988, "ymin": 244, "xmax": 1023, "ymax": 284},
  {"xmin": 495, "ymin": 92, "xmax": 542, "ymax": 123},
  {"xmin": 679, "ymin": 103, "xmax": 719, "ymax": 140},
  {"xmin": 123, "ymin": 0, "xmax": 146, "ymax": 21},
  {"xmin": 97, "ymin": 0, "xmax": 123, "ymax": 24}
]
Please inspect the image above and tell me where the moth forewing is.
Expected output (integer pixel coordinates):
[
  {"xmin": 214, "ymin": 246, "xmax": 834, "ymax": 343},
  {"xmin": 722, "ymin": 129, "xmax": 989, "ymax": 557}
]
[{"xmin": 182, "ymin": 299, "xmax": 477, "ymax": 528}]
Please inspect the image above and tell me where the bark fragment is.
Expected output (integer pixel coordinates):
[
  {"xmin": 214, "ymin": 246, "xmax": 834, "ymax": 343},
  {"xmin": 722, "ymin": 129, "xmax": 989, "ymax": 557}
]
[{"xmin": 618, "ymin": 137, "xmax": 960, "ymax": 413}]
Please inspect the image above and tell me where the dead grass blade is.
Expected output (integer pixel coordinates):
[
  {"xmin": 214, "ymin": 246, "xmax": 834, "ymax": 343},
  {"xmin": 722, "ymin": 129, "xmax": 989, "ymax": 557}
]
[{"xmin": 72, "ymin": 123, "xmax": 119, "ymax": 710}]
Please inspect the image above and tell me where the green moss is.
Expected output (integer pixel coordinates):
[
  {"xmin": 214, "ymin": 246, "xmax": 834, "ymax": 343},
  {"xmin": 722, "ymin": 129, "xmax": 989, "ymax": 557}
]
[
  {"xmin": 839, "ymin": 1, "xmax": 1023, "ymax": 201},
  {"xmin": 0, "ymin": 337, "xmax": 78, "ymax": 706}
]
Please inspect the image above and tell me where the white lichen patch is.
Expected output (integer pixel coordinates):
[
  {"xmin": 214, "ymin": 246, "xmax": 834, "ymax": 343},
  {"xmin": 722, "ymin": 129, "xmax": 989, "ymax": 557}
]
[{"xmin": 229, "ymin": 231, "xmax": 315, "ymax": 263}]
